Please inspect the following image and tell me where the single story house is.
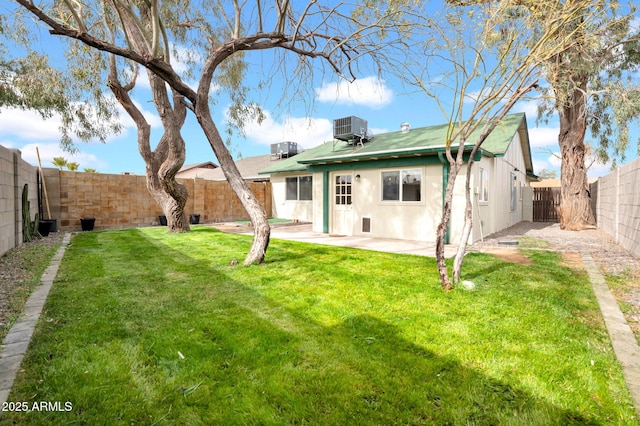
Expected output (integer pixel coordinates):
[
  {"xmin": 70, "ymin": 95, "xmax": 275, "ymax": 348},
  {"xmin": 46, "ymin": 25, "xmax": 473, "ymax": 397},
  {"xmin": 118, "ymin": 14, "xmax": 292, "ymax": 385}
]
[{"xmin": 259, "ymin": 113, "xmax": 536, "ymax": 244}]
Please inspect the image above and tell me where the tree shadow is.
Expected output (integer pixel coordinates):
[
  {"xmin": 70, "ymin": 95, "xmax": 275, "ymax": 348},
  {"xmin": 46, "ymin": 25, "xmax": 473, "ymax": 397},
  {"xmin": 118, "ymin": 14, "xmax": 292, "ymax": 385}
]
[{"xmin": 6, "ymin": 228, "xmax": 614, "ymax": 424}]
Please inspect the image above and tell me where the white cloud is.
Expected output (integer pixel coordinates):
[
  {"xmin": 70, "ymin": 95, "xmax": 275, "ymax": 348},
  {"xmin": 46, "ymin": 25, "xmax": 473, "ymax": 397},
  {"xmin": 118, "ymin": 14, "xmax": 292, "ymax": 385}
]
[
  {"xmin": 0, "ymin": 108, "xmax": 62, "ymax": 141},
  {"xmin": 115, "ymin": 98, "xmax": 162, "ymax": 130},
  {"xmin": 315, "ymin": 76, "xmax": 393, "ymax": 109},
  {"xmin": 532, "ymin": 158, "xmax": 551, "ymax": 174},
  {"xmin": 548, "ymin": 152, "xmax": 562, "ymax": 168},
  {"xmin": 18, "ymin": 142, "xmax": 107, "ymax": 171},
  {"xmin": 513, "ymin": 99, "xmax": 540, "ymax": 118},
  {"xmin": 528, "ymin": 126, "xmax": 559, "ymax": 148},
  {"xmin": 0, "ymin": 97, "xmax": 161, "ymax": 145},
  {"xmin": 586, "ymin": 155, "xmax": 616, "ymax": 178},
  {"xmin": 242, "ymin": 110, "xmax": 333, "ymax": 149}
]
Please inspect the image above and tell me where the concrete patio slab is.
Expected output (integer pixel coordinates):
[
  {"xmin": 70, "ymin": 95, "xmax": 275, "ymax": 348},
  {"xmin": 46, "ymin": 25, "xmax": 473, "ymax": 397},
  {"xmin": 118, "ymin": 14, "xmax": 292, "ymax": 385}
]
[{"xmin": 259, "ymin": 223, "xmax": 458, "ymax": 258}]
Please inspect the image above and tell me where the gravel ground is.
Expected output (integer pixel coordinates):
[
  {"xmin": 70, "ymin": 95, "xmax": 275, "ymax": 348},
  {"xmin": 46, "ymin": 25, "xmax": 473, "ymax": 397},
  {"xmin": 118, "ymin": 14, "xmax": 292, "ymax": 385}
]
[
  {"xmin": 470, "ymin": 221, "xmax": 640, "ymax": 277},
  {"xmin": 0, "ymin": 233, "xmax": 64, "ymax": 337}
]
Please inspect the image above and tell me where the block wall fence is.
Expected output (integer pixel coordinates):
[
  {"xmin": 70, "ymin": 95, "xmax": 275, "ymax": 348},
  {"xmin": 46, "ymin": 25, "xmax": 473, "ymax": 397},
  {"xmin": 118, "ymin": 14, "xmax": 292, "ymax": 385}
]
[
  {"xmin": 1, "ymin": 148, "xmax": 272, "ymax": 257},
  {"xmin": 48, "ymin": 170, "xmax": 272, "ymax": 232},
  {"xmin": 590, "ymin": 156, "xmax": 640, "ymax": 257},
  {"xmin": 0, "ymin": 146, "xmax": 39, "ymax": 257}
]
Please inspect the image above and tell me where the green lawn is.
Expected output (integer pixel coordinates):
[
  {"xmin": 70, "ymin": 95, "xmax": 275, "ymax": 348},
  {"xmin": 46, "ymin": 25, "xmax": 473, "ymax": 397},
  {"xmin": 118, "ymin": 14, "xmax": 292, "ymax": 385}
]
[{"xmin": 3, "ymin": 227, "xmax": 637, "ymax": 424}]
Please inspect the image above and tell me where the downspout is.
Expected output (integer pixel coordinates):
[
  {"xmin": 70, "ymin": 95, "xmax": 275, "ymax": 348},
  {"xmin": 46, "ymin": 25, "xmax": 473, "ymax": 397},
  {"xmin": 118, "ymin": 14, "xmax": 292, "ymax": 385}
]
[
  {"xmin": 322, "ymin": 170, "xmax": 329, "ymax": 233},
  {"xmin": 437, "ymin": 152, "xmax": 450, "ymax": 244}
]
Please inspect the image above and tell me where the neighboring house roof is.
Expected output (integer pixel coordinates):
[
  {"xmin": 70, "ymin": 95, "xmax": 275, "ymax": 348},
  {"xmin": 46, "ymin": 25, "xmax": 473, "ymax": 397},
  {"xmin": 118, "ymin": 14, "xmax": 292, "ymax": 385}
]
[
  {"xmin": 186, "ymin": 154, "xmax": 284, "ymax": 181},
  {"xmin": 178, "ymin": 161, "xmax": 219, "ymax": 173},
  {"xmin": 260, "ymin": 113, "xmax": 534, "ymax": 176}
]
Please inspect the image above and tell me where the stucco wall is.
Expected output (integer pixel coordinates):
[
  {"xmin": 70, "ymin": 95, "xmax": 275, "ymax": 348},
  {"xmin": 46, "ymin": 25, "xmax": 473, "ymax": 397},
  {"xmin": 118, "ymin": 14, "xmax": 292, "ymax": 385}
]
[
  {"xmin": 270, "ymin": 173, "xmax": 315, "ymax": 223},
  {"xmin": 267, "ymin": 129, "xmax": 532, "ymax": 244},
  {"xmin": 0, "ymin": 146, "xmax": 38, "ymax": 257},
  {"xmin": 348, "ymin": 165, "xmax": 443, "ymax": 241},
  {"xmin": 593, "ymin": 157, "xmax": 640, "ymax": 256}
]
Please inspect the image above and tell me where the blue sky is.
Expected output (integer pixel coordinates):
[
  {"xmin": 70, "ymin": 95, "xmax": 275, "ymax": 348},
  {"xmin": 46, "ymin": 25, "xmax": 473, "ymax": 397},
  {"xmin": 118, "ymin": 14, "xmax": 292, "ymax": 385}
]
[{"xmin": 0, "ymin": 9, "xmax": 637, "ymax": 179}]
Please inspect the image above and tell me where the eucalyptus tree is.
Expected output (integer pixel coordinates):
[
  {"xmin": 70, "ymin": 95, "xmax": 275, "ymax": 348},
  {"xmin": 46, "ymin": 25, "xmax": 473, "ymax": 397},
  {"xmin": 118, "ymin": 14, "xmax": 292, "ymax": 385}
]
[
  {"xmin": 14, "ymin": 0, "xmax": 414, "ymax": 265},
  {"xmin": 450, "ymin": 0, "xmax": 640, "ymax": 230},
  {"xmin": 1, "ymin": 24, "xmax": 118, "ymax": 151},
  {"xmin": 538, "ymin": 0, "xmax": 640, "ymax": 230},
  {"xmin": 400, "ymin": 0, "xmax": 605, "ymax": 289},
  {"xmin": 107, "ymin": 53, "xmax": 191, "ymax": 232}
]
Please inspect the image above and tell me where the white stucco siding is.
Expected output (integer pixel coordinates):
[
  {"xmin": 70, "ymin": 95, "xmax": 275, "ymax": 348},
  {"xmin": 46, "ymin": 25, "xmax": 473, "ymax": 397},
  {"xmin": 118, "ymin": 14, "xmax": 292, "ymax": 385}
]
[
  {"xmin": 350, "ymin": 165, "xmax": 443, "ymax": 241},
  {"xmin": 270, "ymin": 173, "xmax": 316, "ymax": 223}
]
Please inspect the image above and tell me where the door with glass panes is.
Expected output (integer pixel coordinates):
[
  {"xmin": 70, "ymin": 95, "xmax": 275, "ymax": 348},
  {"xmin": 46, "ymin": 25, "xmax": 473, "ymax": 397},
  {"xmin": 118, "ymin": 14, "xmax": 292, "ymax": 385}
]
[{"xmin": 332, "ymin": 172, "xmax": 353, "ymax": 235}]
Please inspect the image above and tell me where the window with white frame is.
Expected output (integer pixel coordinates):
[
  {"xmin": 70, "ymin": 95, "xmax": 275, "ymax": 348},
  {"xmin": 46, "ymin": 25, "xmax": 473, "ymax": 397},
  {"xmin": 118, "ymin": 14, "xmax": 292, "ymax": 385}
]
[
  {"xmin": 285, "ymin": 176, "xmax": 313, "ymax": 201},
  {"xmin": 381, "ymin": 169, "xmax": 422, "ymax": 202},
  {"xmin": 479, "ymin": 168, "xmax": 489, "ymax": 202}
]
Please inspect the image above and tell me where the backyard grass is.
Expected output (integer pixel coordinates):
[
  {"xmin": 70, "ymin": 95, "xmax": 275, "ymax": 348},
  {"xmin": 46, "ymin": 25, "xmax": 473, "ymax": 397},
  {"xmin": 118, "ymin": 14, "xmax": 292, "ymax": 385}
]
[{"xmin": 2, "ymin": 227, "xmax": 637, "ymax": 424}]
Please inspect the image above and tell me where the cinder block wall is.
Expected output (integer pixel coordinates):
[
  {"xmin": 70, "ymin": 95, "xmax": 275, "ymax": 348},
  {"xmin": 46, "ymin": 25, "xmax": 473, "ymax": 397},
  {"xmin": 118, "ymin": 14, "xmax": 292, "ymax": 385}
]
[
  {"xmin": 0, "ymin": 146, "xmax": 38, "ymax": 257},
  {"xmin": 593, "ymin": 156, "xmax": 640, "ymax": 257},
  {"xmin": 46, "ymin": 170, "xmax": 272, "ymax": 232}
]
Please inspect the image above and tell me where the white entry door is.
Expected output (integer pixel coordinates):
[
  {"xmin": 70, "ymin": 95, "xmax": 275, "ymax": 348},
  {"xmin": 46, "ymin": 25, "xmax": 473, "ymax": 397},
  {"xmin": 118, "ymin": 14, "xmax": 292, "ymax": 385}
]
[{"xmin": 332, "ymin": 173, "xmax": 353, "ymax": 235}]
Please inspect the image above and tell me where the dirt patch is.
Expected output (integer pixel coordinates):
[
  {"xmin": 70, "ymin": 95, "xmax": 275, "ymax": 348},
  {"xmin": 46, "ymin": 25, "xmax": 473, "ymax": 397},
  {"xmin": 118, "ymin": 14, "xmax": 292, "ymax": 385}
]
[
  {"xmin": 561, "ymin": 251, "xmax": 584, "ymax": 270},
  {"xmin": 482, "ymin": 248, "xmax": 532, "ymax": 265},
  {"xmin": 209, "ymin": 224, "xmax": 253, "ymax": 234}
]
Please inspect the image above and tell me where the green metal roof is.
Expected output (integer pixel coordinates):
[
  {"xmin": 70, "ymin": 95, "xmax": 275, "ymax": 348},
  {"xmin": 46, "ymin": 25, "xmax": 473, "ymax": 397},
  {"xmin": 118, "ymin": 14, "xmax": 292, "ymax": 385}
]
[{"xmin": 260, "ymin": 113, "xmax": 532, "ymax": 174}]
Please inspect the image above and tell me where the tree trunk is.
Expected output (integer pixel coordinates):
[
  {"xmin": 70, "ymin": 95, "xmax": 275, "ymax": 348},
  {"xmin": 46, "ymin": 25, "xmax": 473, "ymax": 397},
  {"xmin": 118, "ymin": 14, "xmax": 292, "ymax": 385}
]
[
  {"xmin": 452, "ymin": 160, "xmax": 475, "ymax": 284},
  {"xmin": 195, "ymin": 108, "xmax": 270, "ymax": 264},
  {"xmin": 148, "ymin": 72, "xmax": 190, "ymax": 232},
  {"xmin": 558, "ymin": 82, "xmax": 596, "ymax": 230},
  {"xmin": 436, "ymin": 154, "xmax": 463, "ymax": 291},
  {"xmin": 107, "ymin": 64, "xmax": 190, "ymax": 233},
  {"xmin": 146, "ymin": 157, "xmax": 190, "ymax": 232}
]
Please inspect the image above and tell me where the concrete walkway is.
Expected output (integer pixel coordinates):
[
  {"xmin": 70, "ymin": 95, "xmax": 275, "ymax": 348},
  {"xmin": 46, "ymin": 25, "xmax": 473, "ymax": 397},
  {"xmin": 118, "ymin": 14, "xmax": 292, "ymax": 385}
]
[
  {"xmin": 581, "ymin": 251, "xmax": 640, "ymax": 416},
  {"xmin": 0, "ymin": 233, "xmax": 71, "ymax": 410}
]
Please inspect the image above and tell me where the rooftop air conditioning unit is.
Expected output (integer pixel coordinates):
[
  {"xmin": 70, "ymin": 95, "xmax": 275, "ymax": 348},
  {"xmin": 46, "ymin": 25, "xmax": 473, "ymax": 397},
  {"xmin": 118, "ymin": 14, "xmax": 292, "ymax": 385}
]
[
  {"xmin": 271, "ymin": 142, "xmax": 298, "ymax": 158},
  {"xmin": 333, "ymin": 116, "xmax": 368, "ymax": 142}
]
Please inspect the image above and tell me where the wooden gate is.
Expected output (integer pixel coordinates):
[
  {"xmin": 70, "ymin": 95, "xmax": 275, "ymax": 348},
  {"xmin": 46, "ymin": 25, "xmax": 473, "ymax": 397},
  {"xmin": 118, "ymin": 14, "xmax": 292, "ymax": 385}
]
[{"xmin": 533, "ymin": 187, "xmax": 560, "ymax": 222}]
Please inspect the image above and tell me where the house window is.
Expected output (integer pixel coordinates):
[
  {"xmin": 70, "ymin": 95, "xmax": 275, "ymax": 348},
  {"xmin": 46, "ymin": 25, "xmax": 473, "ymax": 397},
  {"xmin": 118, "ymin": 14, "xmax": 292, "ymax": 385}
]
[
  {"xmin": 479, "ymin": 168, "xmax": 489, "ymax": 202},
  {"xmin": 381, "ymin": 169, "xmax": 422, "ymax": 202},
  {"xmin": 335, "ymin": 175, "xmax": 352, "ymax": 205},
  {"xmin": 285, "ymin": 176, "xmax": 313, "ymax": 201},
  {"xmin": 510, "ymin": 173, "xmax": 517, "ymax": 211}
]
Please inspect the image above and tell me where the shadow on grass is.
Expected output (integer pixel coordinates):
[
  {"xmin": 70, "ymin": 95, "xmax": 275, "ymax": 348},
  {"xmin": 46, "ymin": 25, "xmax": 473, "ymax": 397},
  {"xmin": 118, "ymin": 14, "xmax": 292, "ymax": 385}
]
[{"xmin": 4, "ymin": 228, "xmax": 607, "ymax": 424}]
